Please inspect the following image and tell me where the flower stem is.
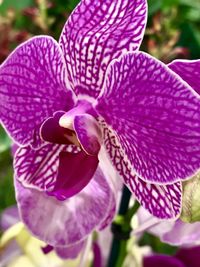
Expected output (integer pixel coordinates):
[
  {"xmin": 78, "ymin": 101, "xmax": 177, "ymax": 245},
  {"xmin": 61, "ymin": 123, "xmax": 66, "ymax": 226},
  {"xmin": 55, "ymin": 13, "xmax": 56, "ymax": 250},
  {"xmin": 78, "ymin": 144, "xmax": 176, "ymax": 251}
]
[{"xmin": 106, "ymin": 186, "xmax": 139, "ymax": 267}]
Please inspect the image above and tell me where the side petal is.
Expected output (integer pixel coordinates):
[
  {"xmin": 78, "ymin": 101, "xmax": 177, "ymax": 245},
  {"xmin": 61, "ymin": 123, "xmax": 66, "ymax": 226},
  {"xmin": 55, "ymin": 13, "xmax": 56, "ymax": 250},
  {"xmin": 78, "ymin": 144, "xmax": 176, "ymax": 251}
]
[
  {"xmin": 15, "ymin": 167, "xmax": 116, "ymax": 247},
  {"xmin": 59, "ymin": 0, "xmax": 147, "ymax": 99},
  {"xmin": 168, "ymin": 59, "xmax": 200, "ymax": 95},
  {"xmin": 0, "ymin": 36, "xmax": 75, "ymax": 147},
  {"xmin": 101, "ymin": 124, "xmax": 182, "ymax": 219},
  {"xmin": 96, "ymin": 52, "xmax": 200, "ymax": 184}
]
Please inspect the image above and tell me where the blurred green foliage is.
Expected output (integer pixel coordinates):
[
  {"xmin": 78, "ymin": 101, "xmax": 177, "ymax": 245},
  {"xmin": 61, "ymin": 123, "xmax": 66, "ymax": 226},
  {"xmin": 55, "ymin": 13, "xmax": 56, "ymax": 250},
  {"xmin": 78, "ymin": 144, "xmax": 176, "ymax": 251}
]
[{"xmin": 0, "ymin": 0, "xmax": 200, "ymax": 254}]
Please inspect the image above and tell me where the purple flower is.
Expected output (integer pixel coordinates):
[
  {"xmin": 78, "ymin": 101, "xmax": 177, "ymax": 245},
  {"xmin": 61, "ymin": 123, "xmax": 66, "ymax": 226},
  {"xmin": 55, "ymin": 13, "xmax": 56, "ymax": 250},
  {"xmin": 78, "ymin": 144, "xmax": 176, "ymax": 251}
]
[{"xmin": 1, "ymin": 0, "xmax": 200, "ymax": 247}]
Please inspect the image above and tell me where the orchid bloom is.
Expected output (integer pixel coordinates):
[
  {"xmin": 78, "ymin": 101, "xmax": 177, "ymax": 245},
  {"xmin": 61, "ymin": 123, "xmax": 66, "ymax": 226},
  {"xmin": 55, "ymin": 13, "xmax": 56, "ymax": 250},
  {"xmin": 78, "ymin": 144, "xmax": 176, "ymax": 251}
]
[{"xmin": 1, "ymin": 0, "xmax": 200, "ymax": 248}]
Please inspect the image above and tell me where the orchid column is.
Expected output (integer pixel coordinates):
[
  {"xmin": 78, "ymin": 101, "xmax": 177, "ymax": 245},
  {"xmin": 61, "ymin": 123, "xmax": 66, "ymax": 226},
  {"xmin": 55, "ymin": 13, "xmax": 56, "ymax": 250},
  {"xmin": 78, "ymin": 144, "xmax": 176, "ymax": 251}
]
[{"xmin": 1, "ymin": 0, "xmax": 200, "ymax": 256}]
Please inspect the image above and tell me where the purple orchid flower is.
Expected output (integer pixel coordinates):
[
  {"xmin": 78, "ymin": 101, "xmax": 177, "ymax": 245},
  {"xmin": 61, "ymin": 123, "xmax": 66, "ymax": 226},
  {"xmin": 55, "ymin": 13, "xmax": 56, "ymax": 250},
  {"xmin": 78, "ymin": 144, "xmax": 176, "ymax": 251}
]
[{"xmin": 1, "ymin": 0, "xmax": 200, "ymax": 247}]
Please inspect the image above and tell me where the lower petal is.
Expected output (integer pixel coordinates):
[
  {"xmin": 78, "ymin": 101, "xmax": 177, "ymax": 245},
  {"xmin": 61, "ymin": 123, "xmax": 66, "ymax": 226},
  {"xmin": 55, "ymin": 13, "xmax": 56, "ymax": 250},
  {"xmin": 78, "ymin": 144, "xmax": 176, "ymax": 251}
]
[
  {"xmin": 55, "ymin": 240, "xmax": 85, "ymax": 259},
  {"xmin": 15, "ymin": 167, "xmax": 116, "ymax": 247}
]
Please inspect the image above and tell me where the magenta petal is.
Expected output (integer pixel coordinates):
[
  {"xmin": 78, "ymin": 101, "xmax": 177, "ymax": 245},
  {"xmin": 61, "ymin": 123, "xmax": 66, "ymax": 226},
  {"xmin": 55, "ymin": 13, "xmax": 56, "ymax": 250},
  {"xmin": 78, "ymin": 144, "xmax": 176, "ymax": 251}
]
[
  {"xmin": 59, "ymin": 0, "xmax": 147, "ymax": 98},
  {"xmin": 143, "ymin": 255, "xmax": 185, "ymax": 267},
  {"xmin": 101, "ymin": 125, "xmax": 182, "ymax": 219},
  {"xmin": 96, "ymin": 52, "xmax": 200, "ymax": 184},
  {"xmin": 15, "ymin": 167, "xmax": 116, "ymax": 246},
  {"xmin": 168, "ymin": 59, "xmax": 200, "ymax": 95},
  {"xmin": 47, "ymin": 150, "xmax": 99, "ymax": 200},
  {"xmin": 55, "ymin": 241, "xmax": 85, "ymax": 259},
  {"xmin": 176, "ymin": 246, "xmax": 200, "ymax": 267},
  {"xmin": 74, "ymin": 114, "xmax": 102, "ymax": 156},
  {"xmin": 40, "ymin": 111, "xmax": 76, "ymax": 145},
  {"xmin": 0, "ymin": 36, "xmax": 75, "ymax": 147}
]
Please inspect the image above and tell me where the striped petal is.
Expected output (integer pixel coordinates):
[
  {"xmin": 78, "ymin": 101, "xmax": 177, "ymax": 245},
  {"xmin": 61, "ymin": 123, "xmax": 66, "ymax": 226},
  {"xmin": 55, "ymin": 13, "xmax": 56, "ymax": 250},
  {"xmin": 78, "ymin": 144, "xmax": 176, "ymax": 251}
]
[
  {"xmin": 168, "ymin": 59, "xmax": 200, "ymax": 95},
  {"xmin": 101, "ymin": 123, "xmax": 182, "ymax": 219},
  {"xmin": 15, "ymin": 166, "xmax": 116, "ymax": 247},
  {"xmin": 14, "ymin": 144, "xmax": 100, "ymax": 200},
  {"xmin": 59, "ymin": 0, "xmax": 147, "ymax": 98},
  {"xmin": 96, "ymin": 52, "xmax": 200, "ymax": 184},
  {"xmin": 0, "ymin": 36, "xmax": 75, "ymax": 147}
]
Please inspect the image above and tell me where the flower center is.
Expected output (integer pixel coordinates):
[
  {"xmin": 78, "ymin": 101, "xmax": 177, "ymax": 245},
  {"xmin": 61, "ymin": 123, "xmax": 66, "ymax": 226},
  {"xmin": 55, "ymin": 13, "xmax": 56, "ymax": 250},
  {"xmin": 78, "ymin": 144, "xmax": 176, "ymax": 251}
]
[{"xmin": 40, "ymin": 100, "xmax": 102, "ymax": 156}]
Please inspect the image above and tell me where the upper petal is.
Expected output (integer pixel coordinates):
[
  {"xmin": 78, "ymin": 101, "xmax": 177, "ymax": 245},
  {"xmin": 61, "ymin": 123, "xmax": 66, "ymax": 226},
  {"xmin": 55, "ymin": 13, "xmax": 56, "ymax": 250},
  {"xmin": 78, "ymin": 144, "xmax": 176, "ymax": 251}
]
[
  {"xmin": 15, "ymin": 166, "xmax": 116, "ymax": 247},
  {"xmin": 0, "ymin": 36, "xmax": 75, "ymax": 147},
  {"xmin": 168, "ymin": 59, "xmax": 200, "ymax": 95},
  {"xmin": 59, "ymin": 0, "xmax": 147, "ymax": 99},
  {"xmin": 96, "ymin": 52, "xmax": 200, "ymax": 184},
  {"xmin": 100, "ymin": 124, "xmax": 182, "ymax": 219}
]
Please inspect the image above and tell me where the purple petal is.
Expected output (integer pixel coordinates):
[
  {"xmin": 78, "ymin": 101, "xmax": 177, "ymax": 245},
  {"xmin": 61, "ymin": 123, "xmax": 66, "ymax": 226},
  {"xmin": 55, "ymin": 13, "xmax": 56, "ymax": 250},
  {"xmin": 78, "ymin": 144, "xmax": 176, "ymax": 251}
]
[
  {"xmin": 47, "ymin": 150, "xmax": 99, "ymax": 200},
  {"xmin": 0, "ymin": 36, "xmax": 75, "ymax": 147},
  {"xmin": 15, "ymin": 167, "xmax": 116, "ymax": 247},
  {"xmin": 138, "ymin": 207, "xmax": 200, "ymax": 246},
  {"xmin": 96, "ymin": 52, "xmax": 200, "ymax": 184},
  {"xmin": 74, "ymin": 114, "xmax": 102, "ymax": 156},
  {"xmin": 168, "ymin": 59, "xmax": 200, "ymax": 95},
  {"xmin": 59, "ymin": 0, "xmax": 147, "ymax": 98},
  {"xmin": 143, "ymin": 255, "xmax": 185, "ymax": 267},
  {"xmin": 15, "ymin": 143, "xmax": 99, "ymax": 200},
  {"xmin": 101, "ymin": 124, "xmax": 182, "ymax": 219},
  {"xmin": 176, "ymin": 246, "xmax": 200, "ymax": 267},
  {"xmin": 40, "ymin": 111, "xmax": 76, "ymax": 145},
  {"xmin": 55, "ymin": 240, "xmax": 85, "ymax": 259},
  {"xmin": 162, "ymin": 220, "xmax": 200, "ymax": 246}
]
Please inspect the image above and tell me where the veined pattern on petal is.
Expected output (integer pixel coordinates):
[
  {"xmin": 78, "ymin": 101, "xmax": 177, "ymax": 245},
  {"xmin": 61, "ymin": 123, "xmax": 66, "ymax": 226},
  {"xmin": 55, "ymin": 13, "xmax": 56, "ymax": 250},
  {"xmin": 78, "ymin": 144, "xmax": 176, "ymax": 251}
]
[
  {"xmin": 100, "ymin": 120, "xmax": 182, "ymax": 219},
  {"xmin": 0, "ymin": 36, "xmax": 74, "ymax": 147},
  {"xmin": 14, "ymin": 143, "xmax": 79, "ymax": 191},
  {"xmin": 168, "ymin": 59, "xmax": 200, "ymax": 95},
  {"xmin": 59, "ymin": 0, "xmax": 147, "ymax": 98},
  {"xmin": 96, "ymin": 52, "xmax": 200, "ymax": 184},
  {"xmin": 15, "ymin": 167, "xmax": 116, "ymax": 246}
]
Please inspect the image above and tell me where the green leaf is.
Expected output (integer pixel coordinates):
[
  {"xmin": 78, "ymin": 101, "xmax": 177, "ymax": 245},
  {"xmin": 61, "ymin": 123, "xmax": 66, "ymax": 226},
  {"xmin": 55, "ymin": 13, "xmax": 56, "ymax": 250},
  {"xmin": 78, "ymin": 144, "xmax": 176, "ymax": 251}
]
[
  {"xmin": 0, "ymin": 0, "xmax": 34, "ymax": 13},
  {"xmin": 178, "ymin": 23, "xmax": 200, "ymax": 59},
  {"xmin": 181, "ymin": 173, "xmax": 200, "ymax": 222},
  {"xmin": 0, "ymin": 126, "xmax": 11, "ymax": 153}
]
